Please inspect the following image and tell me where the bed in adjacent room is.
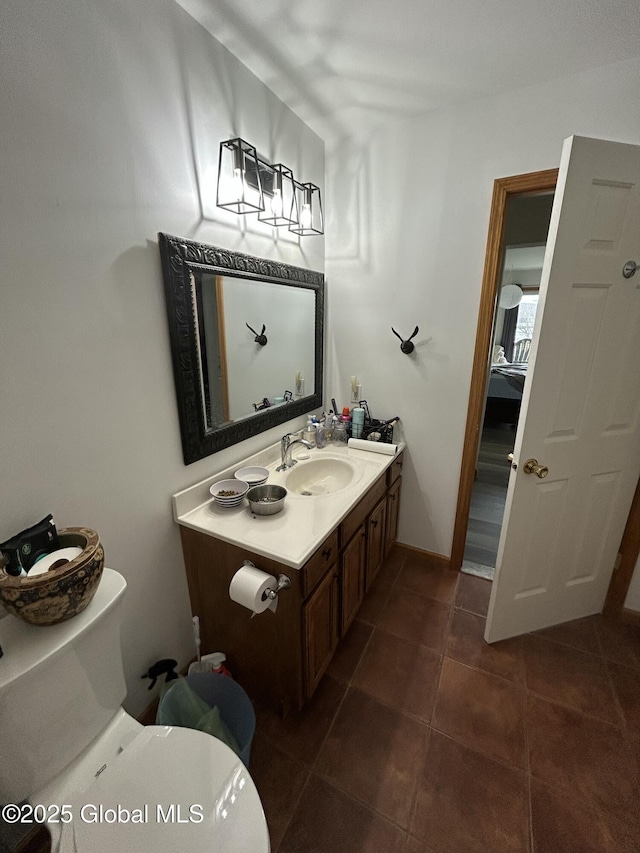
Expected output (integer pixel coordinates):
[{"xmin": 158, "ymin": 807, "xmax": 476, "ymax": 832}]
[{"xmin": 484, "ymin": 363, "xmax": 527, "ymax": 425}]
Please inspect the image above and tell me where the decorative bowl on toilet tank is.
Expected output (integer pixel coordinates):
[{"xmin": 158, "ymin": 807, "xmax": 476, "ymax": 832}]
[{"xmin": 0, "ymin": 527, "xmax": 104, "ymax": 625}]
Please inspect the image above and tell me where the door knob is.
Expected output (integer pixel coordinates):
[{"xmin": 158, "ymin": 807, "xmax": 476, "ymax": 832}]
[{"xmin": 523, "ymin": 458, "xmax": 549, "ymax": 478}]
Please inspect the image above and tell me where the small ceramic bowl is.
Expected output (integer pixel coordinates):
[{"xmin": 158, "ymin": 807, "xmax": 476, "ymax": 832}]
[
  {"xmin": 0, "ymin": 527, "xmax": 104, "ymax": 626},
  {"xmin": 234, "ymin": 466, "xmax": 269, "ymax": 487},
  {"xmin": 247, "ymin": 484, "xmax": 287, "ymax": 516},
  {"xmin": 210, "ymin": 479, "xmax": 249, "ymax": 507}
]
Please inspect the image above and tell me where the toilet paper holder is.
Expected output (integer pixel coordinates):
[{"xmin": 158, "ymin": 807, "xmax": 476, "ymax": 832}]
[
  {"xmin": 265, "ymin": 574, "xmax": 291, "ymax": 600},
  {"xmin": 242, "ymin": 560, "xmax": 291, "ymax": 601}
]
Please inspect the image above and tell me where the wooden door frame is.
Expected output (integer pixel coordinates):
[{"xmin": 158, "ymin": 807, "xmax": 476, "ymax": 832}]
[
  {"xmin": 449, "ymin": 169, "xmax": 558, "ymax": 571},
  {"xmin": 450, "ymin": 166, "xmax": 640, "ymax": 624},
  {"xmin": 604, "ymin": 476, "xmax": 640, "ymax": 623}
]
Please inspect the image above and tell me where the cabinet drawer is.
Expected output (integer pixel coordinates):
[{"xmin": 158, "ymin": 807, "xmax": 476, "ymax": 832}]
[
  {"xmin": 387, "ymin": 452, "xmax": 404, "ymax": 487},
  {"xmin": 301, "ymin": 529, "xmax": 339, "ymax": 598},
  {"xmin": 340, "ymin": 473, "xmax": 387, "ymax": 547}
]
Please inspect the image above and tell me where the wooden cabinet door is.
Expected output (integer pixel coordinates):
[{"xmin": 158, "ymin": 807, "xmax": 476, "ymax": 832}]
[
  {"xmin": 385, "ymin": 477, "xmax": 401, "ymax": 554},
  {"xmin": 340, "ymin": 527, "xmax": 366, "ymax": 636},
  {"xmin": 303, "ymin": 565, "xmax": 338, "ymax": 699},
  {"xmin": 366, "ymin": 498, "xmax": 387, "ymax": 590}
]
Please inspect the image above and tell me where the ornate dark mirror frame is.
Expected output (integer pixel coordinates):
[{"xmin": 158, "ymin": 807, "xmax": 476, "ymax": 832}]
[{"xmin": 159, "ymin": 233, "xmax": 324, "ymax": 464}]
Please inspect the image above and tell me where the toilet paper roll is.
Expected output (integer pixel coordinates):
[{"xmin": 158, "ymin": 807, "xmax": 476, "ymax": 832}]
[
  {"xmin": 28, "ymin": 547, "xmax": 83, "ymax": 576},
  {"xmin": 229, "ymin": 565, "xmax": 278, "ymax": 615},
  {"xmin": 347, "ymin": 438, "xmax": 398, "ymax": 456}
]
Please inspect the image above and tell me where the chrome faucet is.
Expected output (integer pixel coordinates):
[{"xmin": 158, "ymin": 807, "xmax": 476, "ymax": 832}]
[{"xmin": 276, "ymin": 433, "xmax": 313, "ymax": 471}]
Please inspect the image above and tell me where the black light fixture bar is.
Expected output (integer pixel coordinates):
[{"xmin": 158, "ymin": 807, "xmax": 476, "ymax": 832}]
[{"xmin": 216, "ymin": 137, "xmax": 323, "ymax": 235}]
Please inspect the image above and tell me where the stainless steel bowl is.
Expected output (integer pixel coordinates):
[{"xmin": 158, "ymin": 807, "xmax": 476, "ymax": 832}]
[{"xmin": 247, "ymin": 484, "xmax": 287, "ymax": 516}]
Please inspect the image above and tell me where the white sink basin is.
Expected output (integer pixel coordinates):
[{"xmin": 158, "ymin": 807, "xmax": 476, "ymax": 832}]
[{"xmin": 285, "ymin": 457, "xmax": 356, "ymax": 496}]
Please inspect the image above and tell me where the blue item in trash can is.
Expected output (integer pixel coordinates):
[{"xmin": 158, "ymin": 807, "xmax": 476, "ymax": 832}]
[{"xmin": 157, "ymin": 672, "xmax": 256, "ymax": 768}]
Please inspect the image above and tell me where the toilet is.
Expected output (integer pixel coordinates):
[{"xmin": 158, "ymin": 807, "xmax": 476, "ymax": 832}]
[{"xmin": 0, "ymin": 568, "xmax": 270, "ymax": 852}]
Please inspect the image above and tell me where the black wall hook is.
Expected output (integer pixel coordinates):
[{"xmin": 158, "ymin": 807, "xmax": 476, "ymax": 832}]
[
  {"xmin": 246, "ymin": 322, "xmax": 267, "ymax": 346},
  {"xmin": 391, "ymin": 326, "xmax": 419, "ymax": 354}
]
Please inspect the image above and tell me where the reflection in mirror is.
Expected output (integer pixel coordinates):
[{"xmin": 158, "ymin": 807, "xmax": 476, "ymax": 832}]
[
  {"xmin": 159, "ymin": 234, "xmax": 324, "ymax": 464},
  {"xmin": 197, "ymin": 273, "xmax": 315, "ymax": 427}
]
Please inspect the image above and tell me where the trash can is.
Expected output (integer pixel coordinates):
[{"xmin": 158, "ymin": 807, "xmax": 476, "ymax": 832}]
[{"xmin": 157, "ymin": 672, "xmax": 256, "ymax": 768}]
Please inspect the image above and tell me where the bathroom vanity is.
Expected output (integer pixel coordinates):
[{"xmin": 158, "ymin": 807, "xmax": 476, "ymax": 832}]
[{"xmin": 173, "ymin": 442, "xmax": 403, "ymax": 714}]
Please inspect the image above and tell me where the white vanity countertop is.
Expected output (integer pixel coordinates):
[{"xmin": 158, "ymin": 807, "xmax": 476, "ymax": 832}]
[{"xmin": 172, "ymin": 439, "xmax": 405, "ymax": 570}]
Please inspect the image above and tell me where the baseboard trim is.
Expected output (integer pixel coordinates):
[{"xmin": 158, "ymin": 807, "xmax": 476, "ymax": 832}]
[
  {"xmin": 621, "ymin": 607, "xmax": 640, "ymax": 627},
  {"xmin": 137, "ymin": 697, "xmax": 160, "ymax": 726},
  {"xmin": 395, "ymin": 542, "xmax": 451, "ymax": 572}
]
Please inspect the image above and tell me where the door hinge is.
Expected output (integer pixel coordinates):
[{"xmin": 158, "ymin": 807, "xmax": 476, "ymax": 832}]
[{"xmin": 613, "ymin": 553, "xmax": 623, "ymax": 572}]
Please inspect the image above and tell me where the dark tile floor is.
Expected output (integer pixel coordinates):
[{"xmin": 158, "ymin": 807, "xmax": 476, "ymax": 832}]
[{"xmin": 249, "ymin": 547, "xmax": 640, "ymax": 853}]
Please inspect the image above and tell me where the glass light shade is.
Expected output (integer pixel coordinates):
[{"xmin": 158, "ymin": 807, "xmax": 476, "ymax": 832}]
[
  {"xmin": 499, "ymin": 283, "xmax": 524, "ymax": 309},
  {"xmin": 258, "ymin": 164, "xmax": 298, "ymax": 226},
  {"xmin": 216, "ymin": 138, "xmax": 264, "ymax": 214},
  {"xmin": 289, "ymin": 183, "xmax": 323, "ymax": 235}
]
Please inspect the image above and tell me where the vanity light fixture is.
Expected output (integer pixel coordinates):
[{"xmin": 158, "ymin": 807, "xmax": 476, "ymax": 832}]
[
  {"xmin": 216, "ymin": 138, "xmax": 323, "ymax": 235},
  {"xmin": 258, "ymin": 164, "xmax": 298, "ymax": 227},
  {"xmin": 289, "ymin": 182, "xmax": 323, "ymax": 236},
  {"xmin": 216, "ymin": 138, "xmax": 264, "ymax": 214}
]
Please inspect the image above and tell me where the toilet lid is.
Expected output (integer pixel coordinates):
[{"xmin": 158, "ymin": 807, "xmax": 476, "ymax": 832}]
[{"xmin": 58, "ymin": 725, "xmax": 269, "ymax": 853}]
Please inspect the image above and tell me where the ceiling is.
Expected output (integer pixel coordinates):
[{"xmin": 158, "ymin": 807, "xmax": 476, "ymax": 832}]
[
  {"xmin": 177, "ymin": 0, "xmax": 640, "ymax": 142},
  {"xmin": 504, "ymin": 245, "xmax": 546, "ymax": 273}
]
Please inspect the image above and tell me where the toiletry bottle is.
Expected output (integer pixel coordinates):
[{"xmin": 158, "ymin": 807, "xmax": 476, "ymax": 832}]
[
  {"xmin": 208, "ymin": 652, "xmax": 232, "ymax": 678},
  {"xmin": 324, "ymin": 410, "xmax": 334, "ymax": 442},
  {"xmin": 333, "ymin": 417, "xmax": 347, "ymax": 443},
  {"xmin": 351, "ymin": 406, "xmax": 365, "ymax": 439},
  {"xmin": 340, "ymin": 407, "xmax": 352, "ymax": 438},
  {"xmin": 331, "ymin": 413, "xmax": 341, "ymax": 442},
  {"xmin": 315, "ymin": 420, "xmax": 326, "ymax": 448},
  {"xmin": 302, "ymin": 416, "xmax": 316, "ymax": 446}
]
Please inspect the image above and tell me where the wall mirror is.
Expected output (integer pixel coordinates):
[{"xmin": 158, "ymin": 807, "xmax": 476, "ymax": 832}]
[{"xmin": 159, "ymin": 233, "xmax": 324, "ymax": 464}]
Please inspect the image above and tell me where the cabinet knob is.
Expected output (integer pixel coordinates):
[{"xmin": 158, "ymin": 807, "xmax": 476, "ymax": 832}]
[
  {"xmin": 322, "ymin": 548, "xmax": 332, "ymax": 560},
  {"xmin": 371, "ymin": 520, "xmax": 378, "ymax": 528}
]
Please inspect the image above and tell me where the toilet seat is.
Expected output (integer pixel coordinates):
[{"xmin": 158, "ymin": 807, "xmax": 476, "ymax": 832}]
[{"xmin": 56, "ymin": 725, "xmax": 270, "ymax": 853}]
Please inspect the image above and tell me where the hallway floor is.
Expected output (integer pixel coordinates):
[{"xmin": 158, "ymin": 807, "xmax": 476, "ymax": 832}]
[
  {"xmin": 463, "ymin": 424, "xmax": 513, "ymax": 575},
  {"xmin": 250, "ymin": 546, "xmax": 640, "ymax": 853}
]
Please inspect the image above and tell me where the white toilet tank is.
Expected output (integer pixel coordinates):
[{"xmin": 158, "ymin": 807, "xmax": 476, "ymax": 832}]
[{"xmin": 0, "ymin": 568, "xmax": 129, "ymax": 804}]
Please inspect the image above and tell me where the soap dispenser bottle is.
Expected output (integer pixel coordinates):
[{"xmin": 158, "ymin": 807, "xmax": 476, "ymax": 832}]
[{"xmin": 315, "ymin": 419, "xmax": 326, "ymax": 448}]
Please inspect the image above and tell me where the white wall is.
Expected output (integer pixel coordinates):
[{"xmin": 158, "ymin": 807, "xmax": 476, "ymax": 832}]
[
  {"xmin": 0, "ymin": 0, "xmax": 324, "ymax": 714},
  {"xmin": 325, "ymin": 56, "xmax": 640, "ymax": 558}
]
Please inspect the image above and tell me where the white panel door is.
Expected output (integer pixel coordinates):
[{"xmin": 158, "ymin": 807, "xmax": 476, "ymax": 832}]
[{"xmin": 486, "ymin": 135, "xmax": 640, "ymax": 643}]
